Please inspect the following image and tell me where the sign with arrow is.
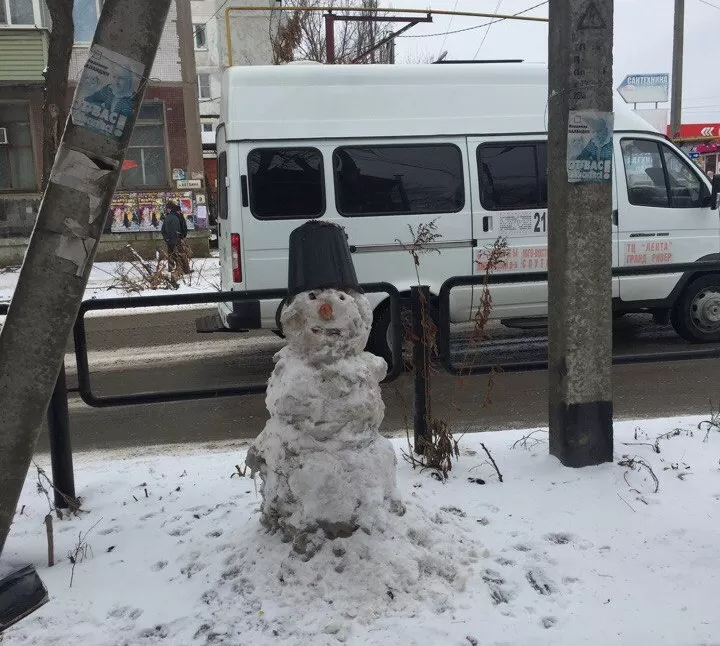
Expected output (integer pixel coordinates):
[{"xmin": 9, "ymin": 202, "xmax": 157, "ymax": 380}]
[
  {"xmin": 617, "ymin": 74, "xmax": 669, "ymax": 104},
  {"xmin": 666, "ymin": 123, "xmax": 720, "ymax": 141}
]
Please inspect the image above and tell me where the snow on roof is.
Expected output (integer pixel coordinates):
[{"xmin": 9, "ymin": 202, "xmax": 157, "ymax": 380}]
[{"xmin": 220, "ymin": 63, "xmax": 656, "ymax": 142}]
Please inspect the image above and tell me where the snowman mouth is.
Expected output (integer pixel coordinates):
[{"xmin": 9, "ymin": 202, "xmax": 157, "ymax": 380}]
[{"xmin": 311, "ymin": 326, "xmax": 342, "ymax": 336}]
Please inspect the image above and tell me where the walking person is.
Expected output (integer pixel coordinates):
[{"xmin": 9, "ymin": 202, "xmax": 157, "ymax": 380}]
[{"xmin": 161, "ymin": 200, "xmax": 190, "ymax": 274}]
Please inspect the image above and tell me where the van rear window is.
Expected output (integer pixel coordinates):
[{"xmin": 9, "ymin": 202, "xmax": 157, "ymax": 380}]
[
  {"xmin": 333, "ymin": 144, "xmax": 464, "ymax": 217},
  {"xmin": 247, "ymin": 148, "xmax": 324, "ymax": 220},
  {"xmin": 478, "ymin": 143, "xmax": 547, "ymax": 210}
]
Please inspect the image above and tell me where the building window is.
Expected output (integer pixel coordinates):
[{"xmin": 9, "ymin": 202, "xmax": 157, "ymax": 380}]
[
  {"xmin": 0, "ymin": 0, "xmax": 34, "ymax": 25},
  {"xmin": 477, "ymin": 142, "xmax": 547, "ymax": 211},
  {"xmin": 198, "ymin": 74, "xmax": 211, "ymax": 100},
  {"xmin": 118, "ymin": 103, "xmax": 168, "ymax": 188},
  {"xmin": 333, "ymin": 144, "xmax": 464, "ymax": 217},
  {"xmin": 248, "ymin": 148, "xmax": 325, "ymax": 220},
  {"xmin": 202, "ymin": 123, "xmax": 213, "ymax": 133},
  {"xmin": 194, "ymin": 24, "xmax": 207, "ymax": 49},
  {"xmin": 0, "ymin": 103, "xmax": 36, "ymax": 191},
  {"xmin": 73, "ymin": 0, "xmax": 102, "ymax": 43}
]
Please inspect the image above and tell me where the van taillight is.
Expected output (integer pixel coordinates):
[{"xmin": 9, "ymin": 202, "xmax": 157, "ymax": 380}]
[{"xmin": 231, "ymin": 233, "xmax": 242, "ymax": 282}]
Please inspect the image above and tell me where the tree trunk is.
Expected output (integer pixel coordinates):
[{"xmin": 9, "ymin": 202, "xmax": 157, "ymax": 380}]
[{"xmin": 42, "ymin": 0, "xmax": 75, "ymax": 190}]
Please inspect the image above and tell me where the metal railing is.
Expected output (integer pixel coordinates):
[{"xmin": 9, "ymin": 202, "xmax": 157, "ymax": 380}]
[
  {"xmin": 437, "ymin": 260, "xmax": 720, "ymax": 376},
  {"xmin": 72, "ymin": 282, "xmax": 403, "ymax": 407}
]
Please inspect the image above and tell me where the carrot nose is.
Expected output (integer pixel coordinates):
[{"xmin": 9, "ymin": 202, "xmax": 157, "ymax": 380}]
[{"xmin": 318, "ymin": 303, "xmax": 334, "ymax": 321}]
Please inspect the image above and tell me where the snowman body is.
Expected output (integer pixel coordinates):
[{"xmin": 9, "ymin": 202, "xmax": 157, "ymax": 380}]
[{"xmin": 246, "ymin": 288, "xmax": 404, "ymax": 555}]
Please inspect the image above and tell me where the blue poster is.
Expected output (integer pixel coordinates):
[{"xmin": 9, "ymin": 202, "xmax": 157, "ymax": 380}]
[
  {"xmin": 567, "ymin": 110, "xmax": 615, "ymax": 183},
  {"xmin": 71, "ymin": 45, "xmax": 144, "ymax": 141}
]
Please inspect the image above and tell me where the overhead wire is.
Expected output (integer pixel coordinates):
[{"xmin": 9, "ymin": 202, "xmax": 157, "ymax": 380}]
[
  {"xmin": 473, "ymin": 0, "xmax": 503, "ymax": 60},
  {"xmin": 397, "ymin": 1, "xmax": 548, "ymax": 38}
]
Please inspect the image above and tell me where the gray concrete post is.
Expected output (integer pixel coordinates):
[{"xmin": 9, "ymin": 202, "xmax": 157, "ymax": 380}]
[
  {"xmin": 547, "ymin": 0, "xmax": 614, "ymax": 467},
  {"xmin": 0, "ymin": 0, "xmax": 172, "ymax": 556}
]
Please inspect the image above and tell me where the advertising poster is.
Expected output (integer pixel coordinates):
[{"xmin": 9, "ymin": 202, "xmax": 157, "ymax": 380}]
[
  {"xmin": 195, "ymin": 204, "xmax": 208, "ymax": 229},
  {"xmin": 137, "ymin": 193, "xmax": 164, "ymax": 232},
  {"xmin": 71, "ymin": 45, "xmax": 144, "ymax": 142},
  {"xmin": 109, "ymin": 192, "xmax": 138, "ymax": 233},
  {"xmin": 567, "ymin": 110, "xmax": 614, "ymax": 183}
]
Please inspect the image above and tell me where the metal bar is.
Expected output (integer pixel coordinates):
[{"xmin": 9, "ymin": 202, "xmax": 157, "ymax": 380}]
[
  {"xmin": 352, "ymin": 21, "xmax": 423, "ymax": 64},
  {"xmin": 46, "ymin": 364, "xmax": 75, "ymax": 508},
  {"xmin": 439, "ymin": 346, "xmax": 720, "ymax": 377},
  {"xmin": 73, "ymin": 283, "xmax": 403, "ymax": 407},
  {"xmin": 332, "ymin": 15, "xmax": 432, "ymax": 23},
  {"xmin": 412, "ymin": 286, "xmax": 431, "ymax": 454},
  {"xmin": 226, "ymin": 6, "xmax": 549, "ymax": 23},
  {"xmin": 325, "ymin": 12, "xmax": 335, "ymax": 64}
]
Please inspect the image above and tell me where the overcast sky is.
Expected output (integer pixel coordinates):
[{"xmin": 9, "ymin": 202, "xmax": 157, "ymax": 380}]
[{"xmin": 392, "ymin": 0, "xmax": 719, "ymax": 125}]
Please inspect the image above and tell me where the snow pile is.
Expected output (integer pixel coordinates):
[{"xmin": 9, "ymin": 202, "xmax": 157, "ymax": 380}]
[
  {"xmin": 3, "ymin": 416, "xmax": 720, "ymax": 645},
  {"xmin": 246, "ymin": 289, "xmax": 404, "ymax": 554}
]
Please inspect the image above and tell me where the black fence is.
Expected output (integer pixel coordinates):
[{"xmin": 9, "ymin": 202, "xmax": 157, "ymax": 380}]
[
  {"xmin": 437, "ymin": 260, "xmax": 720, "ymax": 376},
  {"xmin": 72, "ymin": 282, "xmax": 403, "ymax": 408}
]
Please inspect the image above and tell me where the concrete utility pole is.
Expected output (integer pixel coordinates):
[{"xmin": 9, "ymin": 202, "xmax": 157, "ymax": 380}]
[
  {"xmin": 0, "ymin": 0, "xmax": 172, "ymax": 556},
  {"xmin": 670, "ymin": 0, "xmax": 684, "ymax": 139},
  {"xmin": 547, "ymin": 0, "xmax": 614, "ymax": 467}
]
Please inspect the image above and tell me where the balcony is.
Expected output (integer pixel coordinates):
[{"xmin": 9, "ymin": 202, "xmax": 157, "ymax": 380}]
[{"xmin": 0, "ymin": 27, "xmax": 48, "ymax": 83}]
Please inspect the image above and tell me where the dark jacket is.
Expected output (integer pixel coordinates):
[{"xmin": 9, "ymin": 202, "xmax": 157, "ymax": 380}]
[{"xmin": 161, "ymin": 209, "xmax": 187, "ymax": 245}]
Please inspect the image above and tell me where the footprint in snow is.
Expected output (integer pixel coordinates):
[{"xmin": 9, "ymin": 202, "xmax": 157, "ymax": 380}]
[
  {"xmin": 151, "ymin": 560, "xmax": 168, "ymax": 572},
  {"xmin": 526, "ymin": 568, "xmax": 555, "ymax": 596},
  {"xmin": 544, "ymin": 532, "xmax": 573, "ymax": 545}
]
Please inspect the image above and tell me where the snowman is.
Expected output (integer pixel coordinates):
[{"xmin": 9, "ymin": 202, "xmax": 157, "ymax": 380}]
[{"xmin": 246, "ymin": 221, "xmax": 404, "ymax": 558}]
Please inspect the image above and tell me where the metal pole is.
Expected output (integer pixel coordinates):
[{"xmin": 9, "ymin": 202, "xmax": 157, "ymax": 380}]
[
  {"xmin": 412, "ymin": 286, "xmax": 431, "ymax": 454},
  {"xmin": 325, "ymin": 13, "xmax": 335, "ymax": 63},
  {"xmin": 0, "ymin": 0, "xmax": 172, "ymax": 556},
  {"xmin": 46, "ymin": 365, "xmax": 75, "ymax": 509},
  {"xmin": 547, "ymin": 0, "xmax": 614, "ymax": 467},
  {"xmin": 670, "ymin": 0, "xmax": 684, "ymax": 140}
]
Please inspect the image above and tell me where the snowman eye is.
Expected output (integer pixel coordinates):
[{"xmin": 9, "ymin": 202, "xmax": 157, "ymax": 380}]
[
  {"xmin": 308, "ymin": 292, "xmax": 316, "ymax": 300},
  {"xmin": 339, "ymin": 294, "xmax": 346, "ymax": 301}
]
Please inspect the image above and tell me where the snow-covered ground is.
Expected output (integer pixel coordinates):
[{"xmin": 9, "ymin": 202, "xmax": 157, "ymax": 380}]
[
  {"xmin": 0, "ymin": 256, "xmax": 220, "ymax": 319},
  {"xmin": 2, "ymin": 416, "xmax": 719, "ymax": 645}
]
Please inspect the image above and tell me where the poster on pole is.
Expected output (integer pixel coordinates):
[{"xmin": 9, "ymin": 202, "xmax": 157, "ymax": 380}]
[
  {"xmin": 566, "ymin": 110, "xmax": 614, "ymax": 183},
  {"xmin": 71, "ymin": 45, "xmax": 144, "ymax": 142}
]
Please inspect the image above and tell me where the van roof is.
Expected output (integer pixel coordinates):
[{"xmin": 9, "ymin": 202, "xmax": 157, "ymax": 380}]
[{"xmin": 220, "ymin": 63, "xmax": 658, "ymax": 142}]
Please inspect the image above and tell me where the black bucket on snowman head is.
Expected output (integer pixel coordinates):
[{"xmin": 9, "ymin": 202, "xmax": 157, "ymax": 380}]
[{"xmin": 287, "ymin": 221, "xmax": 361, "ymax": 300}]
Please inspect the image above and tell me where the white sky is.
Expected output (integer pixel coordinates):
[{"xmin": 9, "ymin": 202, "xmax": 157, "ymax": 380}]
[{"xmin": 392, "ymin": 0, "xmax": 720, "ymax": 124}]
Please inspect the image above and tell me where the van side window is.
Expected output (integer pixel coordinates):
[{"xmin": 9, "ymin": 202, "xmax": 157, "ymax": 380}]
[
  {"xmin": 333, "ymin": 144, "xmax": 464, "ymax": 216},
  {"xmin": 621, "ymin": 139, "xmax": 703, "ymax": 208},
  {"xmin": 661, "ymin": 144, "xmax": 703, "ymax": 208},
  {"xmin": 477, "ymin": 143, "xmax": 547, "ymax": 210},
  {"xmin": 248, "ymin": 148, "xmax": 324, "ymax": 220},
  {"xmin": 217, "ymin": 151, "xmax": 227, "ymax": 220}
]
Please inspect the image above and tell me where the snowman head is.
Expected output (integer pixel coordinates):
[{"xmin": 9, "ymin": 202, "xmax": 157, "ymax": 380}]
[{"xmin": 281, "ymin": 288, "xmax": 373, "ymax": 359}]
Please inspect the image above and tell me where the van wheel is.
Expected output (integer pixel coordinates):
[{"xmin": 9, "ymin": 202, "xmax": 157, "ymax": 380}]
[
  {"xmin": 367, "ymin": 300, "xmax": 438, "ymax": 370},
  {"xmin": 672, "ymin": 275, "xmax": 720, "ymax": 342}
]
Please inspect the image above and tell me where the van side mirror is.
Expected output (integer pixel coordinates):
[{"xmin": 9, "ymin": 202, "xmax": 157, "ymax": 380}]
[{"xmin": 712, "ymin": 175, "xmax": 720, "ymax": 210}]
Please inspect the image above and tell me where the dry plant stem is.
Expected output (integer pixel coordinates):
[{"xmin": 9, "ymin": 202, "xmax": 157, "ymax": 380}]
[
  {"xmin": 480, "ymin": 443, "xmax": 503, "ymax": 482},
  {"xmin": 618, "ymin": 456, "xmax": 659, "ymax": 493},
  {"xmin": 69, "ymin": 519, "xmax": 102, "ymax": 588}
]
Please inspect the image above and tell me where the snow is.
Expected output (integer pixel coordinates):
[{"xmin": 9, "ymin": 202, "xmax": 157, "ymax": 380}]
[
  {"xmin": 3, "ymin": 415, "xmax": 720, "ymax": 645},
  {"xmin": 0, "ymin": 256, "xmax": 220, "ymax": 319},
  {"xmin": 247, "ymin": 289, "xmax": 403, "ymax": 550}
]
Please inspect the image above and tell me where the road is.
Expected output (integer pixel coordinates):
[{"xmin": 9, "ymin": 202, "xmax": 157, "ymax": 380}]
[{"xmin": 37, "ymin": 308, "xmax": 720, "ymax": 452}]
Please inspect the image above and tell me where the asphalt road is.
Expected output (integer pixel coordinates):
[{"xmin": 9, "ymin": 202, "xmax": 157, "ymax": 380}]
[{"xmin": 36, "ymin": 308, "xmax": 720, "ymax": 452}]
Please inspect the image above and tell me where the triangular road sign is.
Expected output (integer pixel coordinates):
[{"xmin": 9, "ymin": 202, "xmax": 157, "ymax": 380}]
[{"xmin": 578, "ymin": 1, "xmax": 606, "ymax": 29}]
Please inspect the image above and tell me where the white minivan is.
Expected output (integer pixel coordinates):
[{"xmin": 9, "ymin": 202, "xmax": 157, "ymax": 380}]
[{"xmin": 214, "ymin": 62, "xmax": 720, "ymax": 361}]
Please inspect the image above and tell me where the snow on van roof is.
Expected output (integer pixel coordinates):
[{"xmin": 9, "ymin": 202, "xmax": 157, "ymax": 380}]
[{"xmin": 220, "ymin": 63, "xmax": 657, "ymax": 142}]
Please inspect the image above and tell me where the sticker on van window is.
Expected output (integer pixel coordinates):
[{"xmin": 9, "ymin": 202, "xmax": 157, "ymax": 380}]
[
  {"xmin": 624, "ymin": 241, "xmax": 673, "ymax": 265},
  {"xmin": 567, "ymin": 110, "xmax": 614, "ymax": 183},
  {"xmin": 476, "ymin": 246, "xmax": 548, "ymax": 272}
]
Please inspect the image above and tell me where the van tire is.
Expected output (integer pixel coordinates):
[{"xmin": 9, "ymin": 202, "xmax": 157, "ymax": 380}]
[
  {"xmin": 671, "ymin": 274, "xmax": 720, "ymax": 342},
  {"xmin": 367, "ymin": 299, "xmax": 439, "ymax": 370}
]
